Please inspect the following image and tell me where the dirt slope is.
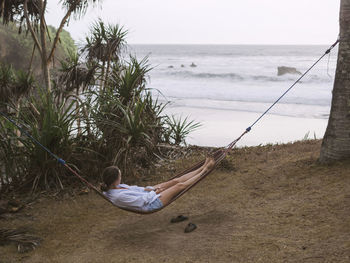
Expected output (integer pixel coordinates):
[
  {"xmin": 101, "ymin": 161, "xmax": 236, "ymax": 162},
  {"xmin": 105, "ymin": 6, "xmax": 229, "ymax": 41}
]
[{"xmin": 1, "ymin": 140, "xmax": 349, "ymax": 263}]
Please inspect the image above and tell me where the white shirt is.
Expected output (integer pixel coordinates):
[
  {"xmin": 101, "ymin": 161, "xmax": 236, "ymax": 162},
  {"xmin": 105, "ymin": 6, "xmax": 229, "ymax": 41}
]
[{"xmin": 103, "ymin": 184, "xmax": 160, "ymax": 211}]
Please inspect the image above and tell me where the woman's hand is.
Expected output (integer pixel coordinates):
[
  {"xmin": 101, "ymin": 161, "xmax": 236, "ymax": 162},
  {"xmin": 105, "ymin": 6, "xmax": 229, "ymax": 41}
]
[
  {"xmin": 144, "ymin": 186, "xmax": 164, "ymax": 193},
  {"xmin": 155, "ymin": 187, "xmax": 164, "ymax": 194}
]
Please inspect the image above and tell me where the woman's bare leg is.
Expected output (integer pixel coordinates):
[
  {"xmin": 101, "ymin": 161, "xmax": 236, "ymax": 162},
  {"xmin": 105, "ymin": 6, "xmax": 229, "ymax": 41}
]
[
  {"xmin": 159, "ymin": 158, "xmax": 215, "ymax": 205},
  {"xmin": 176, "ymin": 157, "xmax": 211, "ymax": 182},
  {"xmin": 153, "ymin": 157, "xmax": 212, "ymax": 190},
  {"xmin": 158, "ymin": 173, "xmax": 202, "ymax": 205}
]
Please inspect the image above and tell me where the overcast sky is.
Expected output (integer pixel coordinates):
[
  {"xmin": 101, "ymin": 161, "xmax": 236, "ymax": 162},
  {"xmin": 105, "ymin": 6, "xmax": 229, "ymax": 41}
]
[{"xmin": 46, "ymin": 0, "xmax": 340, "ymax": 45}]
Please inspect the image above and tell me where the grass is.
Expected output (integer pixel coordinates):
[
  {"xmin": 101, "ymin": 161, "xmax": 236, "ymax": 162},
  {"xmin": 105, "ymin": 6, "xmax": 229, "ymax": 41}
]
[{"xmin": 0, "ymin": 140, "xmax": 349, "ymax": 262}]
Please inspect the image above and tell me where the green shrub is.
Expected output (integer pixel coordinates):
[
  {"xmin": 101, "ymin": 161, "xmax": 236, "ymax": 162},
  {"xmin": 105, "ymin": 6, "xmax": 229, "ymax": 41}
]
[
  {"xmin": 165, "ymin": 115, "xmax": 201, "ymax": 145},
  {"xmin": 0, "ymin": 20, "xmax": 201, "ymax": 193}
]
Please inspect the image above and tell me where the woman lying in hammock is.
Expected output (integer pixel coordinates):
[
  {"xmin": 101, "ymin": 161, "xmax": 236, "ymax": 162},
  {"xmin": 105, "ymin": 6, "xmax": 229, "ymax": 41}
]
[{"xmin": 101, "ymin": 157, "xmax": 215, "ymax": 212}]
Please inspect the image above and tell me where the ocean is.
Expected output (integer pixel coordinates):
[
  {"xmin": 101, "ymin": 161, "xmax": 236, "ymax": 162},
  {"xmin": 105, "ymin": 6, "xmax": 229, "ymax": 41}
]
[{"xmin": 130, "ymin": 44, "xmax": 338, "ymax": 147}]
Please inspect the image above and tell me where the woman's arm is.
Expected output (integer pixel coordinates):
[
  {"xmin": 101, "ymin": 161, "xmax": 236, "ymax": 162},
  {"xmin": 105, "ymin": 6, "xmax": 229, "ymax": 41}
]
[
  {"xmin": 111, "ymin": 192, "xmax": 146, "ymax": 208},
  {"xmin": 110, "ymin": 190, "xmax": 159, "ymax": 209},
  {"xmin": 129, "ymin": 185, "xmax": 158, "ymax": 192},
  {"xmin": 126, "ymin": 185, "xmax": 146, "ymax": 192}
]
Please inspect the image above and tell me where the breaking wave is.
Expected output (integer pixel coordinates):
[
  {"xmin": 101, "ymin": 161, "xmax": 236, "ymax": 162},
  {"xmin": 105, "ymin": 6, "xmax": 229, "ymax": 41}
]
[{"xmin": 164, "ymin": 70, "xmax": 332, "ymax": 83}]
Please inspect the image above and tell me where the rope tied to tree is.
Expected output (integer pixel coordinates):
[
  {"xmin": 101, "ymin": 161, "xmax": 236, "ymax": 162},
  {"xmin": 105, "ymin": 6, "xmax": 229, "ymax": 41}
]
[
  {"xmin": 0, "ymin": 38, "xmax": 340, "ymax": 214},
  {"xmin": 224, "ymin": 38, "xmax": 339, "ymax": 150}
]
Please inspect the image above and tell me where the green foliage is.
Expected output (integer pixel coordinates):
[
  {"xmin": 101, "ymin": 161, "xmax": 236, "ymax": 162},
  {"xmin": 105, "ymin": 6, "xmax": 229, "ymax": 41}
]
[
  {"xmin": 85, "ymin": 56, "xmax": 163, "ymax": 176},
  {"xmin": 22, "ymin": 91, "xmax": 77, "ymax": 191},
  {"xmin": 1, "ymin": 90, "xmax": 79, "ymax": 192},
  {"xmin": 165, "ymin": 115, "xmax": 201, "ymax": 145},
  {"xmin": 56, "ymin": 50, "xmax": 96, "ymax": 98},
  {"xmin": 0, "ymin": 23, "xmax": 76, "ymax": 75},
  {"xmin": 0, "ymin": 1, "xmax": 40, "ymax": 29},
  {"xmin": 106, "ymin": 56, "xmax": 151, "ymax": 104},
  {"xmin": 302, "ymin": 131, "xmax": 317, "ymax": 141},
  {"xmin": 0, "ymin": 64, "xmax": 15, "ymax": 101},
  {"xmin": 0, "ymin": 63, "xmax": 35, "ymax": 103},
  {"xmin": 0, "ymin": 19, "xmax": 200, "ymax": 193},
  {"xmin": 60, "ymin": 0, "xmax": 101, "ymax": 19},
  {"xmin": 0, "ymin": 0, "xmax": 100, "ymax": 33},
  {"xmin": 0, "ymin": 117, "xmax": 27, "ymax": 189},
  {"xmin": 82, "ymin": 19, "xmax": 127, "ymax": 91},
  {"xmin": 83, "ymin": 19, "xmax": 127, "ymax": 64},
  {"xmin": 48, "ymin": 26, "xmax": 77, "ymax": 55}
]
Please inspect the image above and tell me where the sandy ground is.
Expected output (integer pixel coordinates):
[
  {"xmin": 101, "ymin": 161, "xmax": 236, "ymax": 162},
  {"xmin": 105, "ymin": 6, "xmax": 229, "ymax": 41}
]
[
  {"xmin": 1, "ymin": 140, "xmax": 349, "ymax": 263},
  {"xmin": 164, "ymin": 106, "xmax": 329, "ymax": 147}
]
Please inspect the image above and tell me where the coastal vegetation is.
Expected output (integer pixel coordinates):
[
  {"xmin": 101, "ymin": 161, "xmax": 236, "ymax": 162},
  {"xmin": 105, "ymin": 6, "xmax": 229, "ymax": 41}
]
[
  {"xmin": 0, "ymin": 20, "xmax": 200, "ymax": 194},
  {"xmin": 0, "ymin": 23, "xmax": 75, "ymax": 76},
  {"xmin": 0, "ymin": 0, "xmax": 102, "ymax": 91},
  {"xmin": 1, "ymin": 140, "xmax": 349, "ymax": 261},
  {"xmin": 0, "ymin": 0, "xmax": 349, "ymax": 260}
]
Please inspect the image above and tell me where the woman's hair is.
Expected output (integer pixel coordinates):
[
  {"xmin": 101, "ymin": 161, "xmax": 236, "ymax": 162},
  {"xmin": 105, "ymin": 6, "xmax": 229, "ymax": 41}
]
[{"xmin": 101, "ymin": 166, "xmax": 121, "ymax": 192}]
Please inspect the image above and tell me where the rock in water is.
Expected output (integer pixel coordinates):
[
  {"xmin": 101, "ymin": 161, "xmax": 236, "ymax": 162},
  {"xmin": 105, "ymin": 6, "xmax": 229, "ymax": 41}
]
[
  {"xmin": 277, "ymin": 66, "xmax": 302, "ymax": 76},
  {"xmin": 168, "ymin": 65, "xmax": 174, "ymax": 68},
  {"xmin": 190, "ymin": 62, "xmax": 197, "ymax": 67}
]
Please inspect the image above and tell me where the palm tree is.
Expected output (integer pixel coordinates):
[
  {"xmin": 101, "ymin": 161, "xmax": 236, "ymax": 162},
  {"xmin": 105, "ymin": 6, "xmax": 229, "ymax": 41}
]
[
  {"xmin": 82, "ymin": 19, "xmax": 127, "ymax": 90},
  {"xmin": 57, "ymin": 51, "xmax": 96, "ymax": 97},
  {"xmin": 57, "ymin": 51, "xmax": 97, "ymax": 134},
  {"xmin": 0, "ymin": 64, "xmax": 35, "ymax": 105},
  {"xmin": 103, "ymin": 23, "xmax": 128, "ymax": 86},
  {"xmin": 0, "ymin": 0, "xmax": 101, "ymax": 91},
  {"xmin": 319, "ymin": 0, "xmax": 350, "ymax": 162}
]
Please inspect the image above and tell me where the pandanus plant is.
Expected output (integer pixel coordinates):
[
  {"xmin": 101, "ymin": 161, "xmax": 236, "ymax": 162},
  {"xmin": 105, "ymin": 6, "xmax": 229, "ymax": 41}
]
[
  {"xmin": 0, "ymin": 19, "xmax": 201, "ymax": 192},
  {"xmin": 18, "ymin": 89, "xmax": 78, "ymax": 191},
  {"xmin": 165, "ymin": 116, "xmax": 201, "ymax": 146},
  {"xmin": 0, "ymin": 64, "xmax": 34, "ymax": 105},
  {"xmin": 82, "ymin": 19, "xmax": 127, "ymax": 90}
]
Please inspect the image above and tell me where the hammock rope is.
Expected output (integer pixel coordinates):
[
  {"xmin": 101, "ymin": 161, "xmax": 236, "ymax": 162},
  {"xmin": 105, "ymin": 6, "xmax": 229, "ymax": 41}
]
[
  {"xmin": 246, "ymin": 38, "xmax": 339, "ymax": 131},
  {"xmin": 0, "ymin": 39, "xmax": 339, "ymax": 214}
]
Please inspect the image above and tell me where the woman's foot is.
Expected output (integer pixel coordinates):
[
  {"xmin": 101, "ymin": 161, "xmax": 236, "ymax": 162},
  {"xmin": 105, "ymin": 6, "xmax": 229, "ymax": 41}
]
[
  {"xmin": 207, "ymin": 157, "xmax": 215, "ymax": 170},
  {"xmin": 202, "ymin": 157, "xmax": 215, "ymax": 174},
  {"xmin": 203, "ymin": 157, "xmax": 210, "ymax": 166}
]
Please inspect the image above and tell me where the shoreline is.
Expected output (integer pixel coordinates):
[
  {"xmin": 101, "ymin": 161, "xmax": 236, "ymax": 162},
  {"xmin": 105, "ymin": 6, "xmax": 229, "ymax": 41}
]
[{"xmin": 164, "ymin": 106, "xmax": 328, "ymax": 147}]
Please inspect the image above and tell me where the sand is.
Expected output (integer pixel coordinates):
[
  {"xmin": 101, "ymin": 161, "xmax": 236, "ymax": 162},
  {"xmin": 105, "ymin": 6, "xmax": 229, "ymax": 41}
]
[{"xmin": 164, "ymin": 106, "xmax": 328, "ymax": 147}]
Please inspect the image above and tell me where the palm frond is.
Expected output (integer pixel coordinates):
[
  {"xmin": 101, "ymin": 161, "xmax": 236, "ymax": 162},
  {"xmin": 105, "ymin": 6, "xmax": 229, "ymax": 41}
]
[
  {"xmin": 0, "ymin": 228, "xmax": 42, "ymax": 253},
  {"xmin": 60, "ymin": 0, "xmax": 101, "ymax": 20},
  {"xmin": 165, "ymin": 115, "xmax": 201, "ymax": 145}
]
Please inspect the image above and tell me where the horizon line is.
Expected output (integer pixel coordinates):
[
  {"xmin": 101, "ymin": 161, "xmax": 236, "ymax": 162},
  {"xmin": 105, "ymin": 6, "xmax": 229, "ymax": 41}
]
[{"xmin": 128, "ymin": 42, "xmax": 336, "ymax": 46}]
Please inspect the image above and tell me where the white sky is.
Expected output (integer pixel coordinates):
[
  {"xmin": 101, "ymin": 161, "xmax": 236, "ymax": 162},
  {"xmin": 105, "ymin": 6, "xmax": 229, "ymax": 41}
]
[{"xmin": 46, "ymin": 0, "xmax": 340, "ymax": 45}]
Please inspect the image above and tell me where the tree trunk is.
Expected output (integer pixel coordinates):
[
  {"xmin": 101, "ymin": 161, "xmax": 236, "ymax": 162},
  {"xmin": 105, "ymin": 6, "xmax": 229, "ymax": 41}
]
[
  {"xmin": 38, "ymin": 0, "xmax": 51, "ymax": 92},
  {"xmin": 104, "ymin": 58, "xmax": 111, "ymax": 90},
  {"xmin": 41, "ymin": 54, "xmax": 51, "ymax": 92},
  {"xmin": 100, "ymin": 61, "xmax": 106, "ymax": 93},
  {"xmin": 319, "ymin": 0, "xmax": 350, "ymax": 162},
  {"xmin": 76, "ymin": 87, "xmax": 81, "ymax": 136},
  {"xmin": 28, "ymin": 44, "xmax": 36, "ymax": 74}
]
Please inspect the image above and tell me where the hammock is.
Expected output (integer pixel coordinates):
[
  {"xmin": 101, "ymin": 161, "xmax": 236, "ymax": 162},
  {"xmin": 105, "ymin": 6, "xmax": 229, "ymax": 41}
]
[
  {"xmin": 64, "ymin": 131, "xmax": 246, "ymax": 214},
  {"xmin": 0, "ymin": 39, "xmax": 339, "ymax": 215},
  {"xmin": 66, "ymin": 148, "xmax": 226, "ymax": 214}
]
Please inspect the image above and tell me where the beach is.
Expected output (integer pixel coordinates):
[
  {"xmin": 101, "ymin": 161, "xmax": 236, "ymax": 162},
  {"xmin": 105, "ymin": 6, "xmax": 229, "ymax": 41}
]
[
  {"xmin": 1, "ymin": 2, "xmax": 348, "ymax": 262},
  {"xmin": 130, "ymin": 44, "xmax": 337, "ymax": 147},
  {"xmin": 164, "ymin": 106, "xmax": 328, "ymax": 147}
]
